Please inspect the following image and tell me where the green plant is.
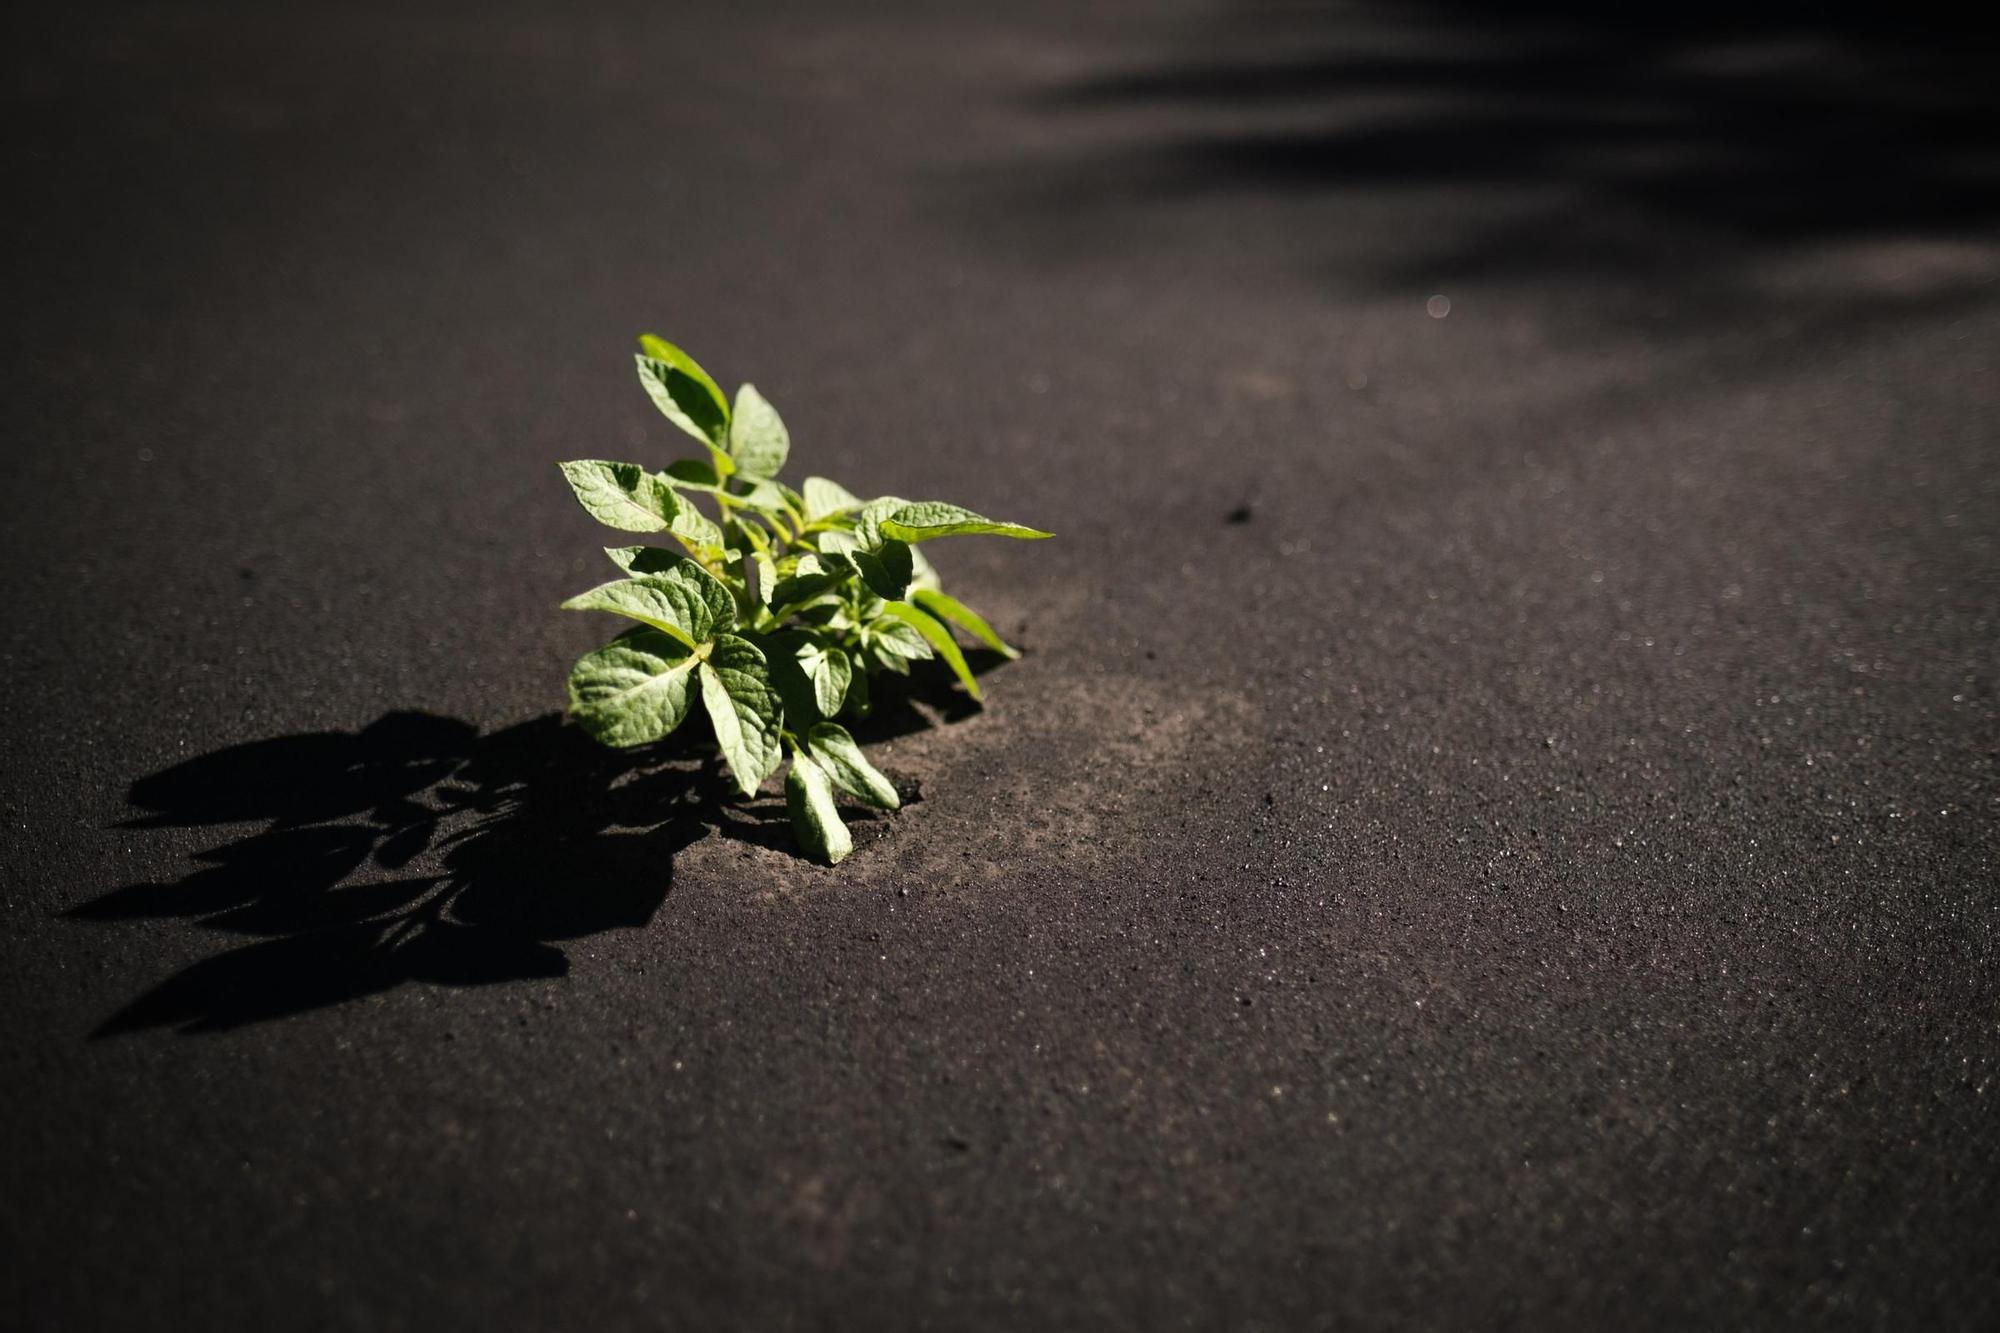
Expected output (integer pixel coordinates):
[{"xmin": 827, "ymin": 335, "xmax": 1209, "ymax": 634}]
[{"xmin": 556, "ymin": 334, "xmax": 1052, "ymax": 863}]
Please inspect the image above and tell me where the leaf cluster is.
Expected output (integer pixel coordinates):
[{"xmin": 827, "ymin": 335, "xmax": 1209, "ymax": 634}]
[{"xmin": 558, "ymin": 335, "xmax": 1051, "ymax": 862}]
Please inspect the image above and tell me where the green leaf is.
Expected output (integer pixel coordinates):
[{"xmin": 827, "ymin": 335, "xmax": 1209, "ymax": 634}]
[
  {"xmin": 764, "ymin": 631, "xmax": 852, "ymax": 726},
  {"xmin": 636, "ymin": 338, "xmax": 730, "ymax": 446},
  {"xmin": 852, "ymin": 541, "xmax": 913, "ymax": 602},
  {"xmin": 785, "ymin": 752, "xmax": 852, "ymax": 864},
  {"xmin": 728, "ymin": 383, "xmax": 790, "ymax": 480},
  {"xmin": 801, "ymin": 638, "xmax": 852, "ymax": 718},
  {"xmin": 567, "ymin": 628, "xmax": 699, "ymax": 747},
  {"xmin": 844, "ymin": 659, "xmax": 871, "ymax": 718},
  {"xmin": 767, "ymin": 559, "xmax": 854, "ymax": 616},
  {"xmin": 805, "ymin": 722, "xmax": 898, "ymax": 810},
  {"xmin": 727, "ymin": 511, "xmax": 776, "ymax": 557},
  {"xmin": 802, "ymin": 476, "xmax": 862, "ymax": 521},
  {"xmin": 763, "ymin": 633, "xmax": 819, "ymax": 729},
  {"xmin": 559, "ymin": 461, "xmax": 681, "ymax": 533},
  {"xmin": 816, "ymin": 529, "xmax": 861, "ymax": 558},
  {"xmin": 751, "ymin": 550, "xmax": 778, "ymax": 608},
  {"xmin": 865, "ymin": 613, "xmax": 933, "ymax": 664},
  {"xmin": 665, "ymin": 458, "xmax": 725, "ymax": 491},
  {"xmin": 912, "ymin": 587, "xmax": 1019, "ymax": 658},
  {"xmin": 881, "ymin": 600, "xmax": 983, "ymax": 701},
  {"xmin": 700, "ymin": 633, "xmax": 784, "ymax": 797},
  {"xmin": 880, "ymin": 502, "xmax": 1053, "ymax": 544},
  {"xmin": 561, "ymin": 560, "xmax": 734, "ymax": 650},
  {"xmin": 736, "ymin": 478, "xmax": 793, "ymax": 520},
  {"xmin": 603, "ymin": 545, "xmax": 685, "ymax": 576},
  {"xmin": 670, "ymin": 503, "xmax": 727, "ymax": 559},
  {"xmin": 853, "ymin": 496, "xmax": 909, "ymax": 551},
  {"xmin": 867, "ymin": 646, "xmax": 911, "ymax": 677}
]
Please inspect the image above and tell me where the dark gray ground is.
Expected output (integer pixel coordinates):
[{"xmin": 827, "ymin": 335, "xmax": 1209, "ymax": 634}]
[{"xmin": 5, "ymin": 1, "xmax": 1997, "ymax": 1328}]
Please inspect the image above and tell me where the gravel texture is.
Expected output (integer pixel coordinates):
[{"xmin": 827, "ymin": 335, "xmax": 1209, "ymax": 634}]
[{"xmin": 4, "ymin": 2, "xmax": 1996, "ymax": 1328}]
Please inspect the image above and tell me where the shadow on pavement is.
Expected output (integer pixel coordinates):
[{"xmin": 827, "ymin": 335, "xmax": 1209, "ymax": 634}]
[
  {"xmin": 72, "ymin": 669, "xmax": 980, "ymax": 1037},
  {"xmin": 1035, "ymin": 0, "xmax": 2000, "ymax": 287}
]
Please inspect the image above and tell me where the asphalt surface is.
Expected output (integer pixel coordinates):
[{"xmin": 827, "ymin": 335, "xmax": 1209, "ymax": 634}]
[{"xmin": 5, "ymin": 2, "xmax": 1997, "ymax": 1328}]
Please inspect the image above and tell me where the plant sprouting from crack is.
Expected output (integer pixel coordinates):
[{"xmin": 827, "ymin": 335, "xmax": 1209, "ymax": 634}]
[{"xmin": 557, "ymin": 335, "xmax": 1051, "ymax": 863}]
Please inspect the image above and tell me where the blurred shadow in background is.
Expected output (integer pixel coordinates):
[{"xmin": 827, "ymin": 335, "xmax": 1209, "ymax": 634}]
[{"xmin": 1036, "ymin": 0, "xmax": 1999, "ymax": 296}]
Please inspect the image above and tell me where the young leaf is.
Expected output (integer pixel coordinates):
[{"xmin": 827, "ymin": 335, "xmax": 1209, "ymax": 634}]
[
  {"xmin": 865, "ymin": 613, "xmax": 934, "ymax": 664},
  {"xmin": 805, "ymin": 722, "xmax": 899, "ymax": 810},
  {"xmin": 911, "ymin": 587, "xmax": 1019, "ymax": 658},
  {"xmin": 786, "ymin": 752, "xmax": 852, "ymax": 865},
  {"xmin": 671, "ymin": 503, "xmax": 727, "ymax": 559},
  {"xmin": 802, "ymin": 476, "xmax": 861, "ymax": 521},
  {"xmin": 880, "ymin": 502, "xmax": 1053, "ymax": 544},
  {"xmin": 559, "ymin": 461, "xmax": 681, "ymax": 532},
  {"xmin": 750, "ymin": 550, "xmax": 778, "ymax": 608},
  {"xmin": 852, "ymin": 540, "xmax": 914, "ymax": 602},
  {"xmin": 729, "ymin": 384, "xmax": 790, "ymax": 480},
  {"xmin": 853, "ymin": 496, "xmax": 909, "ymax": 551},
  {"xmin": 816, "ymin": 529, "xmax": 861, "ymax": 558},
  {"xmin": 561, "ymin": 560, "xmax": 734, "ymax": 650},
  {"xmin": 881, "ymin": 600, "xmax": 982, "ymax": 701},
  {"xmin": 606, "ymin": 537, "xmax": 729, "ymax": 580},
  {"xmin": 800, "ymin": 638, "xmax": 852, "ymax": 718},
  {"xmin": 567, "ymin": 629, "xmax": 699, "ymax": 747},
  {"xmin": 736, "ymin": 478, "xmax": 794, "ymax": 521},
  {"xmin": 767, "ymin": 558, "xmax": 855, "ymax": 616},
  {"xmin": 636, "ymin": 338, "xmax": 730, "ymax": 446},
  {"xmin": 866, "ymin": 642, "xmax": 912, "ymax": 677},
  {"xmin": 763, "ymin": 633, "xmax": 820, "ymax": 729},
  {"xmin": 699, "ymin": 634, "xmax": 784, "ymax": 797},
  {"xmin": 727, "ymin": 510, "xmax": 778, "ymax": 557},
  {"xmin": 764, "ymin": 632, "xmax": 851, "ymax": 726}
]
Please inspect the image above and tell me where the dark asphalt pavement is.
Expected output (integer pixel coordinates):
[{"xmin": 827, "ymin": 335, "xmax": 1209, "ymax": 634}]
[{"xmin": 5, "ymin": 2, "xmax": 1997, "ymax": 1328}]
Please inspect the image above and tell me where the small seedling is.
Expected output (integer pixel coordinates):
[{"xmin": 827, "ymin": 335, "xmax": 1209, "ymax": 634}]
[{"xmin": 557, "ymin": 335, "xmax": 1051, "ymax": 863}]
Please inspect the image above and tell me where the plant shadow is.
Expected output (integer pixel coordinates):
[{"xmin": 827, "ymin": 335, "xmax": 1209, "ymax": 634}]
[{"xmin": 73, "ymin": 661, "xmax": 992, "ymax": 1037}]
